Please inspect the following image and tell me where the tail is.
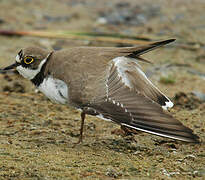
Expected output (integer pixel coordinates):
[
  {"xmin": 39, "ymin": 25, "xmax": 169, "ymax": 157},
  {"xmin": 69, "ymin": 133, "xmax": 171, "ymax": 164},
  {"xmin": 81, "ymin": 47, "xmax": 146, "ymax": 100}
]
[{"xmin": 119, "ymin": 39, "xmax": 175, "ymax": 62}]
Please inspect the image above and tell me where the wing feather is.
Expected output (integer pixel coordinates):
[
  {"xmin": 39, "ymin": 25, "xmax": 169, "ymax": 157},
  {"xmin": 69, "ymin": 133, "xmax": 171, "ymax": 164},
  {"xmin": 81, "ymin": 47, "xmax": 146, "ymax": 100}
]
[
  {"xmin": 112, "ymin": 57, "xmax": 173, "ymax": 109},
  {"xmin": 88, "ymin": 63, "xmax": 199, "ymax": 143}
]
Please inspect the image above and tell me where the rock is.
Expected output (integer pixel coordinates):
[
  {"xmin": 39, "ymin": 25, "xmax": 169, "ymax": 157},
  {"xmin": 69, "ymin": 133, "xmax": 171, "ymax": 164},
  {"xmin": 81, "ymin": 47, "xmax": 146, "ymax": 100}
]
[
  {"xmin": 13, "ymin": 82, "xmax": 25, "ymax": 93},
  {"xmin": 0, "ymin": 18, "xmax": 5, "ymax": 24},
  {"xmin": 43, "ymin": 15, "xmax": 70, "ymax": 22},
  {"xmin": 174, "ymin": 92, "xmax": 204, "ymax": 110},
  {"xmin": 193, "ymin": 169, "xmax": 205, "ymax": 177},
  {"xmin": 2, "ymin": 82, "xmax": 25, "ymax": 93},
  {"xmin": 192, "ymin": 91, "xmax": 205, "ymax": 102},
  {"xmin": 106, "ymin": 168, "xmax": 121, "ymax": 178},
  {"xmin": 98, "ymin": 3, "xmax": 161, "ymax": 26}
]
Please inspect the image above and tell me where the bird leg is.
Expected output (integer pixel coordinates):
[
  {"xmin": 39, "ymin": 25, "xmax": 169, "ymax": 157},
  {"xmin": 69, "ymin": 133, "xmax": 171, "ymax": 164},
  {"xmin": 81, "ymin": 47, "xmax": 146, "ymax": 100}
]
[
  {"xmin": 76, "ymin": 111, "xmax": 85, "ymax": 144},
  {"xmin": 74, "ymin": 107, "xmax": 98, "ymax": 145}
]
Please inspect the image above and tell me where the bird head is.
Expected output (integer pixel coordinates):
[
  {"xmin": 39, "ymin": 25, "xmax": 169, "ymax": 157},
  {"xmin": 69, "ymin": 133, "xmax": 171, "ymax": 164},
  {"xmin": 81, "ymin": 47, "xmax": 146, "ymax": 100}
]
[{"xmin": 2, "ymin": 47, "xmax": 52, "ymax": 80}]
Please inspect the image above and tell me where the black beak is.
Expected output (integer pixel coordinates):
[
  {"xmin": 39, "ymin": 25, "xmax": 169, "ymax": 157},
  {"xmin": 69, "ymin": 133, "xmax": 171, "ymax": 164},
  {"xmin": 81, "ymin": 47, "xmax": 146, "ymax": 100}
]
[{"xmin": 2, "ymin": 62, "xmax": 19, "ymax": 71}]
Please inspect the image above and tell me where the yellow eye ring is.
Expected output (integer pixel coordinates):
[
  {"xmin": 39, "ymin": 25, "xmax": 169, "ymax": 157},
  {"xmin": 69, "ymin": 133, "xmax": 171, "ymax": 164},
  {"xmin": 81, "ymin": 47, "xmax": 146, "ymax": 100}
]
[{"xmin": 24, "ymin": 56, "xmax": 34, "ymax": 64}]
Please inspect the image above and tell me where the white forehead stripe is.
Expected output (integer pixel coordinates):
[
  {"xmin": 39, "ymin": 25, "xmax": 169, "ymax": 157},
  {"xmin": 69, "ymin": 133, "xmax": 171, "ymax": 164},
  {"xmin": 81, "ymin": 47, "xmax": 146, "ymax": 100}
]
[{"xmin": 16, "ymin": 54, "xmax": 21, "ymax": 63}]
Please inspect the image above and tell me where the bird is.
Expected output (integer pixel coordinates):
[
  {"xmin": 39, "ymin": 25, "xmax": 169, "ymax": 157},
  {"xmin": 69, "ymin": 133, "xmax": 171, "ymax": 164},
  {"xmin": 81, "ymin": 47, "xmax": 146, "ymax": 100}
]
[{"xmin": 2, "ymin": 39, "xmax": 199, "ymax": 144}]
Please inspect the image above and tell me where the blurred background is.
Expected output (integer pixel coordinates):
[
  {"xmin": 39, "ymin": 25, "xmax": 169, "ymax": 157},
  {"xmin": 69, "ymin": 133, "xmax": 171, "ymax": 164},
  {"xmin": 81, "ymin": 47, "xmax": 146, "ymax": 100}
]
[{"xmin": 0, "ymin": 0, "xmax": 204, "ymax": 179}]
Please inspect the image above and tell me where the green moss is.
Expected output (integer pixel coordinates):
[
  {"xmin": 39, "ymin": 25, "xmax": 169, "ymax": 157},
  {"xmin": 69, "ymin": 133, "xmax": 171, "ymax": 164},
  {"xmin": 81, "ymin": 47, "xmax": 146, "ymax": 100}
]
[{"xmin": 160, "ymin": 75, "xmax": 176, "ymax": 84}]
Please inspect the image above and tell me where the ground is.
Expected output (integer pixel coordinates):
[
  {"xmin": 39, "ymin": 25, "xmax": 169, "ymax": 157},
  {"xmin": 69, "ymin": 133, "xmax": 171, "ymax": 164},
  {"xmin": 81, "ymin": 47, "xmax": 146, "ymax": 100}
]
[{"xmin": 0, "ymin": 0, "xmax": 205, "ymax": 179}]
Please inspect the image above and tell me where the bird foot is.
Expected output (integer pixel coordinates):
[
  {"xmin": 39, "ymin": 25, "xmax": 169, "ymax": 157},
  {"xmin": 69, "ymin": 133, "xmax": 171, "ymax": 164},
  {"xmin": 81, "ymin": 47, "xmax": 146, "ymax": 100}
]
[{"xmin": 72, "ymin": 136, "xmax": 83, "ymax": 147}]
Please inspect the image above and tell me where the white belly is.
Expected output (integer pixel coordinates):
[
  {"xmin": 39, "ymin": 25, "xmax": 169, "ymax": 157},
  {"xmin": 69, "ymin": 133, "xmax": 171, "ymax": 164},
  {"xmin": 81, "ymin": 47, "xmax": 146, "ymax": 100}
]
[{"xmin": 38, "ymin": 76, "xmax": 68, "ymax": 104}]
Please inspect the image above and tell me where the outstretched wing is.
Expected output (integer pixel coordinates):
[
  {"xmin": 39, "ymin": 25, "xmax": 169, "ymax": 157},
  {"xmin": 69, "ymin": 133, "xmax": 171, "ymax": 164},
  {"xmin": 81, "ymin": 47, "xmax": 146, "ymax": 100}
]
[
  {"xmin": 88, "ymin": 62, "xmax": 199, "ymax": 143},
  {"xmin": 111, "ymin": 57, "xmax": 174, "ymax": 110}
]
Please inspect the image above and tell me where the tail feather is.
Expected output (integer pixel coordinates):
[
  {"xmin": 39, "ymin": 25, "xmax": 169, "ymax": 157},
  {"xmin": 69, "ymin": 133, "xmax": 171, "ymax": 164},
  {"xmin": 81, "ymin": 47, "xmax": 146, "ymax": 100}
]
[{"xmin": 126, "ymin": 39, "xmax": 176, "ymax": 58}]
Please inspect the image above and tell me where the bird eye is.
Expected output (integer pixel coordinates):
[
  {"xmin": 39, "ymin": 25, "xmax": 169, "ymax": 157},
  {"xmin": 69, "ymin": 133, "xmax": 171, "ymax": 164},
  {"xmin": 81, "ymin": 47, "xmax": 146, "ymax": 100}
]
[{"xmin": 24, "ymin": 56, "xmax": 34, "ymax": 64}]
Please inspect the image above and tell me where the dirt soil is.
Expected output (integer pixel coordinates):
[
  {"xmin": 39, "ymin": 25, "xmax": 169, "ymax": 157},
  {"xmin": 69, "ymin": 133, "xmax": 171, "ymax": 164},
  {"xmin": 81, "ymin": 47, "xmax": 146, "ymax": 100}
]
[{"xmin": 0, "ymin": 0, "xmax": 205, "ymax": 179}]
